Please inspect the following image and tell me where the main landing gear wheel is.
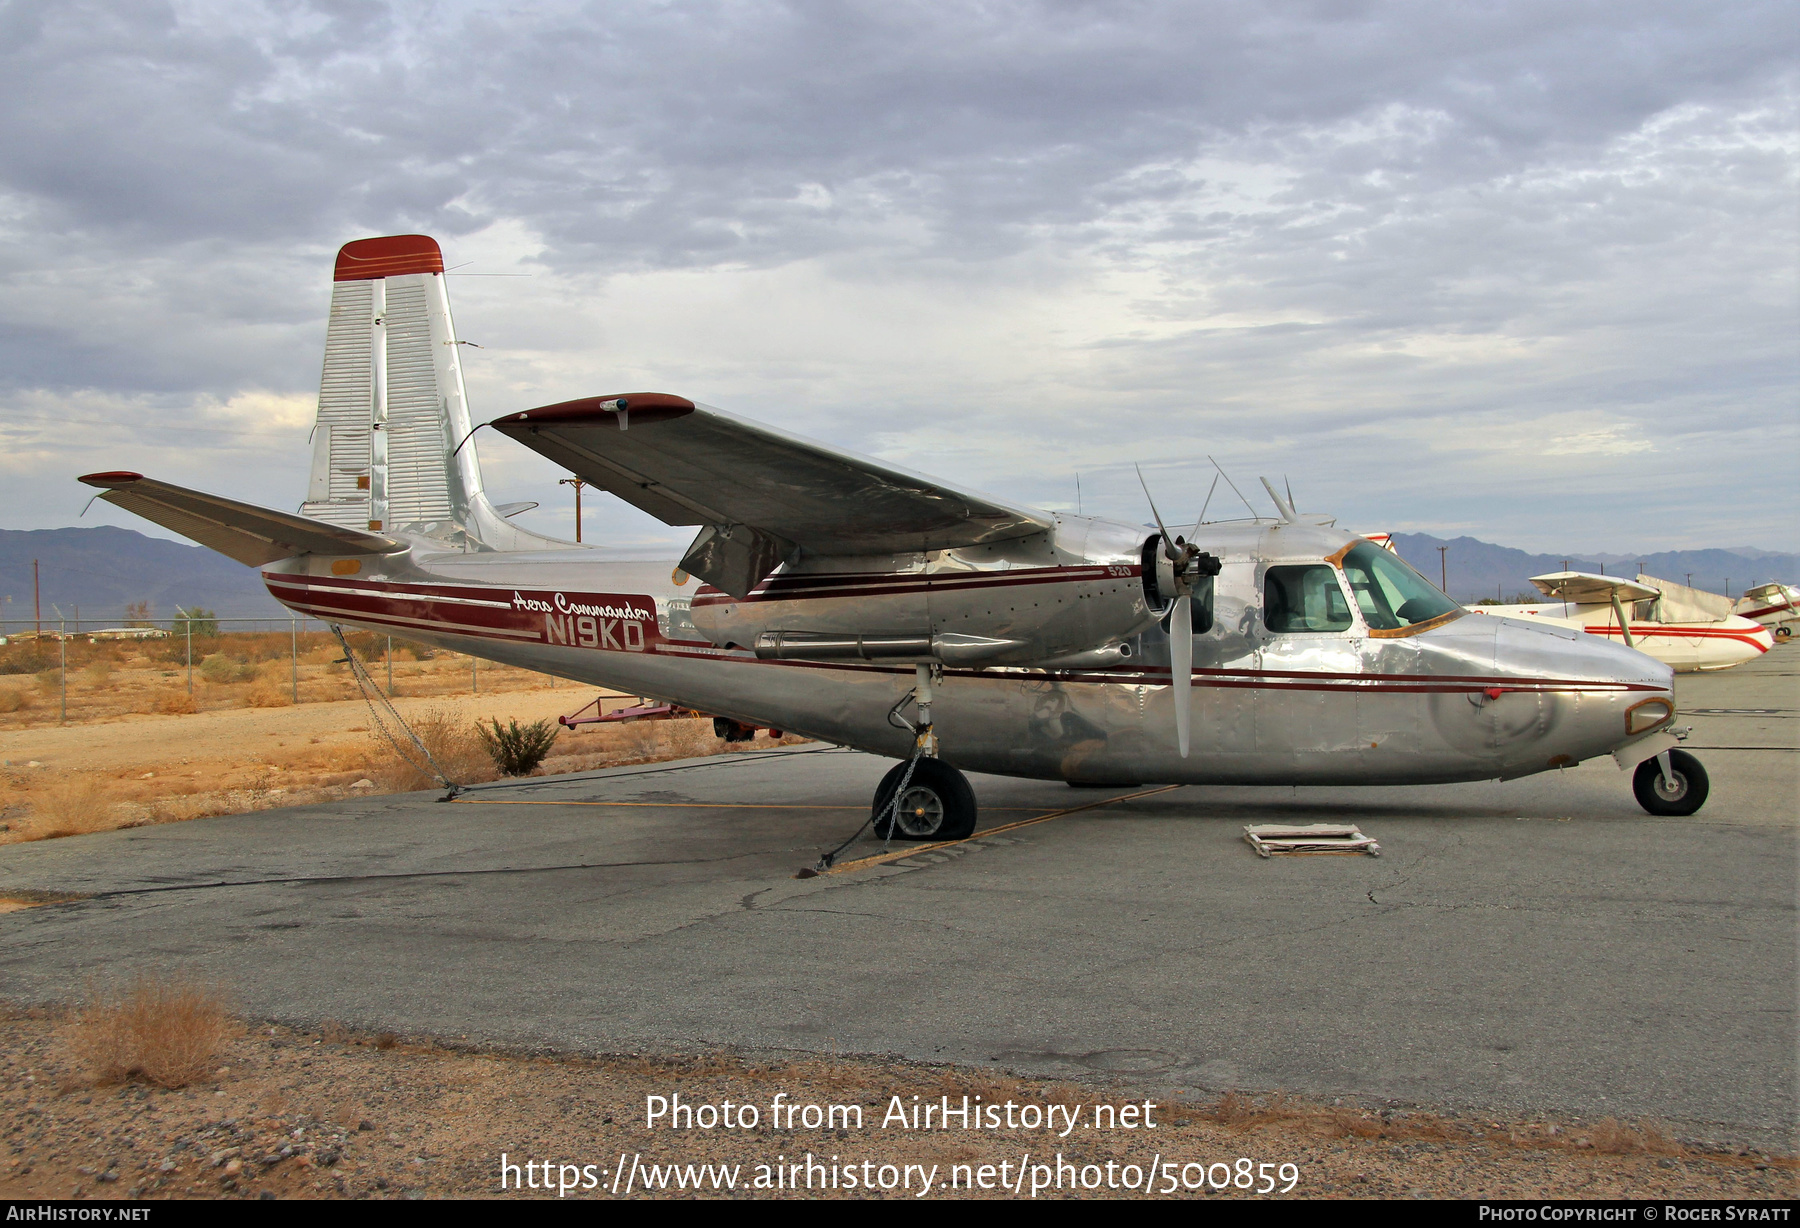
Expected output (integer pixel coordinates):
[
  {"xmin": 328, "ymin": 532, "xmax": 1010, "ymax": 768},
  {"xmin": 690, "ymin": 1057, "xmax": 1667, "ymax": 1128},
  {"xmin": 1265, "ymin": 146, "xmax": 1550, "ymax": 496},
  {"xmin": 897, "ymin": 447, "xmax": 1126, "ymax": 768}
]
[
  {"xmin": 1632, "ymin": 749, "xmax": 1709, "ymax": 817},
  {"xmin": 871, "ymin": 759, "xmax": 978, "ymax": 842}
]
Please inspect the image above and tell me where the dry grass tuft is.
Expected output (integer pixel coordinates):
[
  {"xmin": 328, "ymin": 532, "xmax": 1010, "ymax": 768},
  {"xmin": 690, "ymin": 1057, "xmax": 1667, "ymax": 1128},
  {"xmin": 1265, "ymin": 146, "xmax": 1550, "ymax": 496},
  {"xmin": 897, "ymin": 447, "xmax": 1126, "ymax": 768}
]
[
  {"xmin": 150, "ymin": 794, "xmax": 217, "ymax": 824},
  {"xmin": 368, "ymin": 706, "xmax": 491, "ymax": 791},
  {"xmin": 1588, "ymin": 1117, "xmax": 1678, "ymax": 1155},
  {"xmin": 0, "ymin": 686, "xmax": 32, "ymax": 713},
  {"xmin": 28, "ymin": 775, "xmax": 116, "ymax": 840},
  {"xmin": 245, "ymin": 678, "xmax": 294, "ymax": 708},
  {"xmin": 153, "ymin": 688, "xmax": 198, "ymax": 715},
  {"xmin": 69, "ymin": 976, "xmax": 233, "ymax": 1088}
]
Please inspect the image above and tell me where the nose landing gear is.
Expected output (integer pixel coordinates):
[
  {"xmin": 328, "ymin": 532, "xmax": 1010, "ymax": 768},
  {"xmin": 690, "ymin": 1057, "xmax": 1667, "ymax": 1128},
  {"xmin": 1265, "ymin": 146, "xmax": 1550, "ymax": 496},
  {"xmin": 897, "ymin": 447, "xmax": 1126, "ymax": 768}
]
[{"xmin": 1632, "ymin": 749, "xmax": 1709, "ymax": 816}]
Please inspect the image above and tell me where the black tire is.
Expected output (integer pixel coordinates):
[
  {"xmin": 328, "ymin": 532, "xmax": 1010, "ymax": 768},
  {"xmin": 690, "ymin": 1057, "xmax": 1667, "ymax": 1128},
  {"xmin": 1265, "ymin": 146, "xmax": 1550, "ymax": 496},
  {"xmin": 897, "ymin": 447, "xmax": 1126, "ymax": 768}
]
[
  {"xmin": 871, "ymin": 759, "xmax": 977, "ymax": 841},
  {"xmin": 712, "ymin": 717, "xmax": 756, "ymax": 743},
  {"xmin": 1632, "ymin": 749, "xmax": 1709, "ymax": 816}
]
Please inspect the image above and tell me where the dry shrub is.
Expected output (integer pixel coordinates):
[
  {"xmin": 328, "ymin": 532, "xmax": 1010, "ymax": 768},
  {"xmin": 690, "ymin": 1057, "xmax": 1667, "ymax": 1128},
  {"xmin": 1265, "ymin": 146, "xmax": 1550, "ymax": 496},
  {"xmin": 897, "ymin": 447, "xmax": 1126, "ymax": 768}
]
[
  {"xmin": 36, "ymin": 669, "xmax": 61, "ymax": 692},
  {"xmin": 154, "ymin": 688, "xmax": 198, "ymax": 715},
  {"xmin": 199, "ymin": 653, "xmax": 255, "ymax": 685},
  {"xmin": 0, "ymin": 686, "xmax": 32, "ymax": 713},
  {"xmin": 623, "ymin": 718, "xmax": 715, "ymax": 762},
  {"xmin": 81, "ymin": 660, "xmax": 112, "ymax": 685},
  {"xmin": 70, "ymin": 976, "xmax": 232, "ymax": 1088},
  {"xmin": 369, "ymin": 706, "xmax": 490, "ymax": 791},
  {"xmin": 245, "ymin": 678, "xmax": 294, "ymax": 708},
  {"xmin": 28, "ymin": 775, "xmax": 116, "ymax": 839}
]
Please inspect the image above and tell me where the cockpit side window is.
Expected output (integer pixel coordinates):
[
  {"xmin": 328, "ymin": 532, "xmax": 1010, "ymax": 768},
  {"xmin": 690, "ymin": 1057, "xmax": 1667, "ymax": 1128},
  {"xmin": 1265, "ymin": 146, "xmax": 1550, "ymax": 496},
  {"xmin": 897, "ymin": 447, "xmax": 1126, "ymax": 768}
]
[
  {"xmin": 1336, "ymin": 541, "xmax": 1462, "ymax": 631},
  {"xmin": 1264, "ymin": 565, "xmax": 1352, "ymax": 633}
]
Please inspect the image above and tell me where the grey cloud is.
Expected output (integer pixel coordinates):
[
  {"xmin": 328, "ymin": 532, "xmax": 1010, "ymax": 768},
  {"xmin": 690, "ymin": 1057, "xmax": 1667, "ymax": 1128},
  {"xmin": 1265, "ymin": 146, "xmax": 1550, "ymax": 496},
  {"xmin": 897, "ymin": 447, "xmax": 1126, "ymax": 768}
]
[{"xmin": 0, "ymin": 0, "xmax": 1793, "ymax": 551}]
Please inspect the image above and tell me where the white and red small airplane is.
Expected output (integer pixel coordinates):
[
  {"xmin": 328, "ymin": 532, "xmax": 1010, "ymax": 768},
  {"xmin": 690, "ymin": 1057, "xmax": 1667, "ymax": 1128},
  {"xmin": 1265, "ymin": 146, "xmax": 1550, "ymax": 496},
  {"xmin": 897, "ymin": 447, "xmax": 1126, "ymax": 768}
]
[
  {"xmin": 1735, "ymin": 582, "xmax": 1799, "ymax": 641},
  {"xmin": 1465, "ymin": 572, "xmax": 1773, "ymax": 672}
]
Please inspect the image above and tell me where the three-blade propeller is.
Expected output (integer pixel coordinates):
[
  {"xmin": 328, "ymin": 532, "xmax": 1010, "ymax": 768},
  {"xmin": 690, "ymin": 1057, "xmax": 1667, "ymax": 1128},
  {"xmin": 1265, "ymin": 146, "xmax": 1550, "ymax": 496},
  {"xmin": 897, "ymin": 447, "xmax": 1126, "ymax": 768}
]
[{"xmin": 1136, "ymin": 466, "xmax": 1221, "ymax": 758}]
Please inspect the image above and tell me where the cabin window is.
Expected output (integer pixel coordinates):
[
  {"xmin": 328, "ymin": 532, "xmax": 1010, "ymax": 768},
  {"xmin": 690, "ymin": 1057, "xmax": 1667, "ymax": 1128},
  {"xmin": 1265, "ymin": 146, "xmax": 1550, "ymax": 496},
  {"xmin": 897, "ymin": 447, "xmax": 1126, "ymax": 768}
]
[
  {"xmin": 1337, "ymin": 541, "xmax": 1461, "ymax": 630},
  {"xmin": 1264, "ymin": 565, "xmax": 1352, "ymax": 633}
]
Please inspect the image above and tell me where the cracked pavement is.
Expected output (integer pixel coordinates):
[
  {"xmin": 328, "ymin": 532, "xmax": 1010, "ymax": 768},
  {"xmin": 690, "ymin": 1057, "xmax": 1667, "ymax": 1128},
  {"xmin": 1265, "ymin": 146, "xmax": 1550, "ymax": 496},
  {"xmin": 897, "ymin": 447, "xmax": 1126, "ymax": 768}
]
[{"xmin": 0, "ymin": 657, "xmax": 1793, "ymax": 1148}]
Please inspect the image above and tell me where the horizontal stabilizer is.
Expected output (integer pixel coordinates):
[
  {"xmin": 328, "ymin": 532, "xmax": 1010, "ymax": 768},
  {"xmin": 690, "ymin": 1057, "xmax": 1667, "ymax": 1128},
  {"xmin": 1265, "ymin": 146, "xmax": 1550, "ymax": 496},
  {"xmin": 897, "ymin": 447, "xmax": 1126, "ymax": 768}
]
[
  {"xmin": 79, "ymin": 472, "xmax": 402, "ymax": 567},
  {"xmin": 1528, "ymin": 571, "xmax": 1660, "ymax": 605}
]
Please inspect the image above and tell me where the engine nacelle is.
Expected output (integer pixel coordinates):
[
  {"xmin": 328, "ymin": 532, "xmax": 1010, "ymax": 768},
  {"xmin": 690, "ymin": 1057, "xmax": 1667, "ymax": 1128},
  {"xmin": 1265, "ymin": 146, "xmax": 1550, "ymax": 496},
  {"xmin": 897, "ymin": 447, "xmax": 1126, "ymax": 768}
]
[{"xmin": 689, "ymin": 517, "xmax": 1166, "ymax": 666}]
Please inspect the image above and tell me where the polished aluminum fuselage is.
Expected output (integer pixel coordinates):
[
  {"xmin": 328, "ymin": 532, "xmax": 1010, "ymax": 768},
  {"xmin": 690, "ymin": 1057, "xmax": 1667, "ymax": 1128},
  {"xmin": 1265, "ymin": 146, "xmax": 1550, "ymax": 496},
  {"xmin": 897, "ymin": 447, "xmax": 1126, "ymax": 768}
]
[{"xmin": 263, "ymin": 517, "xmax": 1676, "ymax": 787}]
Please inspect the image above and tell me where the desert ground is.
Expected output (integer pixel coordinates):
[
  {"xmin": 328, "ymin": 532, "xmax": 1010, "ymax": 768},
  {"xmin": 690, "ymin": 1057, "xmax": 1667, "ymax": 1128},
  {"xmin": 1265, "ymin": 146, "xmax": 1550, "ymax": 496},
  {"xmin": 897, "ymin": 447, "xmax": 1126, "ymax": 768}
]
[
  {"xmin": 0, "ymin": 631, "xmax": 800, "ymax": 844},
  {"xmin": 0, "ymin": 1007, "xmax": 1790, "ymax": 1201}
]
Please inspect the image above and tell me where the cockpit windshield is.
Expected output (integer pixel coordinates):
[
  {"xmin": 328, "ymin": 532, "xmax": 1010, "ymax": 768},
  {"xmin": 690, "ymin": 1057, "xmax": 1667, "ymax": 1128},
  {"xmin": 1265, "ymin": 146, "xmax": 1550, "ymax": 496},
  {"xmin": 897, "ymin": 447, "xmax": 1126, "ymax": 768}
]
[{"xmin": 1337, "ymin": 542, "xmax": 1462, "ymax": 632}]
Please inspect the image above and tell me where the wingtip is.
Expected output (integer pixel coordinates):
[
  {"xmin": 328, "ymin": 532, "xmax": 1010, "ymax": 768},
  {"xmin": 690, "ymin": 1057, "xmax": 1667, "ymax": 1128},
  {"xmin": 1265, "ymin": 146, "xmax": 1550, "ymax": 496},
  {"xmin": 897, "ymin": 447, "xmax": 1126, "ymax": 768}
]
[
  {"xmin": 489, "ymin": 393, "xmax": 696, "ymax": 427},
  {"xmin": 78, "ymin": 471, "xmax": 143, "ymax": 488}
]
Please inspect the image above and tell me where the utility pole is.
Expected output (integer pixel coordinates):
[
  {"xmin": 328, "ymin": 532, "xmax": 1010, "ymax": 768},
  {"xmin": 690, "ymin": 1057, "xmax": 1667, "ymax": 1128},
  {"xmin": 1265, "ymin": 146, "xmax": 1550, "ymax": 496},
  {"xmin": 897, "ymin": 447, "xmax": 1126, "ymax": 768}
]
[
  {"xmin": 33, "ymin": 559, "xmax": 40, "ymax": 634},
  {"xmin": 558, "ymin": 477, "xmax": 587, "ymax": 543},
  {"xmin": 1437, "ymin": 545, "xmax": 1447, "ymax": 592}
]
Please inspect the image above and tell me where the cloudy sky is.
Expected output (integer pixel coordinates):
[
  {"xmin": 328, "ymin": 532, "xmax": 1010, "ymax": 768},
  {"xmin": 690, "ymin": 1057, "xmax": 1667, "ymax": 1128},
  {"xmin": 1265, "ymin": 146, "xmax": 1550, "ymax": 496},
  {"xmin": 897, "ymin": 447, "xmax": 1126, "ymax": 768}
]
[{"xmin": 1, "ymin": 0, "xmax": 1794, "ymax": 555}]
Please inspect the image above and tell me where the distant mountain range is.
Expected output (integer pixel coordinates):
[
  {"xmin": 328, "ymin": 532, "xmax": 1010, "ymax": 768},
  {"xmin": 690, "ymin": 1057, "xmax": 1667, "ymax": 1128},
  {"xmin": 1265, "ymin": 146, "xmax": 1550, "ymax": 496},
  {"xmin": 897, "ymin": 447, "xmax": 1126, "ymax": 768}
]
[
  {"xmin": 0, "ymin": 527, "xmax": 286, "ymax": 628},
  {"xmin": 1, "ymin": 526, "xmax": 1793, "ymax": 629},
  {"xmin": 1390, "ymin": 534, "xmax": 1797, "ymax": 604}
]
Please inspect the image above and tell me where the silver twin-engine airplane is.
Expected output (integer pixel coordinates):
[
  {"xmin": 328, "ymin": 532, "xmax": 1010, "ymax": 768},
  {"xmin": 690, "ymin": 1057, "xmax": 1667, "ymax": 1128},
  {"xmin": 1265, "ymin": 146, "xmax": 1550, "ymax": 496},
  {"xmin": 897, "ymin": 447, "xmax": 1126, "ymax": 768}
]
[{"xmin": 80, "ymin": 234, "xmax": 1711, "ymax": 839}]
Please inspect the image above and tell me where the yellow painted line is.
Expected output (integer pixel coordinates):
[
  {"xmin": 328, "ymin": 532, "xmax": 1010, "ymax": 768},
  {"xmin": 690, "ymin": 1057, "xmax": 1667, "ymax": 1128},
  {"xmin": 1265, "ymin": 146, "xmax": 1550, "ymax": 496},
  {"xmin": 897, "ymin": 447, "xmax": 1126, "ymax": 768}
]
[{"xmin": 814, "ymin": 784, "xmax": 1184, "ymax": 877}]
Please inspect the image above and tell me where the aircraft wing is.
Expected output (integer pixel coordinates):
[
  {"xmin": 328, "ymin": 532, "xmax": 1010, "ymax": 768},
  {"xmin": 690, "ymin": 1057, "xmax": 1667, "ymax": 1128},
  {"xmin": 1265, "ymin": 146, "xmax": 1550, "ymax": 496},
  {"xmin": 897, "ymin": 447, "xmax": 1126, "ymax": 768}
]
[
  {"xmin": 1528, "ymin": 571, "xmax": 1660, "ymax": 605},
  {"xmin": 79, "ymin": 472, "xmax": 402, "ymax": 567},
  {"xmin": 488, "ymin": 394, "xmax": 1056, "ymax": 595}
]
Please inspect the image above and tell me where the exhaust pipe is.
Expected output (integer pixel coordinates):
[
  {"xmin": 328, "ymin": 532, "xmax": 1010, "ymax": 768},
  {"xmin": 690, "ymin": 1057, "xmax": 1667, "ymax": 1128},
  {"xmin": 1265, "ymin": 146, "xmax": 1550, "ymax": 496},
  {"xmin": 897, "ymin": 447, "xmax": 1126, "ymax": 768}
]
[{"xmin": 754, "ymin": 631, "xmax": 1025, "ymax": 664}]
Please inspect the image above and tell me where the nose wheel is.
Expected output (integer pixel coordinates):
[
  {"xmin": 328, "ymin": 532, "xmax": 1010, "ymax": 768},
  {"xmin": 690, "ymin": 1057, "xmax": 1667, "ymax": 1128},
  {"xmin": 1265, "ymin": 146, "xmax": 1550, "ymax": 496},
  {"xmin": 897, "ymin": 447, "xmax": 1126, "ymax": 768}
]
[{"xmin": 1632, "ymin": 749, "xmax": 1709, "ymax": 816}]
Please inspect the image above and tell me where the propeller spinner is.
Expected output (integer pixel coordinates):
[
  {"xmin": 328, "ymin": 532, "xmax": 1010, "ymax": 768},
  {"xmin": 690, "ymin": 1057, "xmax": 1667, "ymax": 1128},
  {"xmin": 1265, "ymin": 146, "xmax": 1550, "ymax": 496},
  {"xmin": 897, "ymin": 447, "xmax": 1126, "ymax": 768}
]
[{"xmin": 1136, "ymin": 467, "xmax": 1223, "ymax": 758}]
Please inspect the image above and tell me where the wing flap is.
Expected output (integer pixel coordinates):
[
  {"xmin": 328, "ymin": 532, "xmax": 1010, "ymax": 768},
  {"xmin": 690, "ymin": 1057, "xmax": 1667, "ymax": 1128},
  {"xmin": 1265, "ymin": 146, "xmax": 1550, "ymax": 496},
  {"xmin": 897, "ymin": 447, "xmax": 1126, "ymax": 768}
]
[
  {"xmin": 79, "ymin": 472, "xmax": 402, "ymax": 567},
  {"xmin": 488, "ymin": 395, "xmax": 1055, "ymax": 556}
]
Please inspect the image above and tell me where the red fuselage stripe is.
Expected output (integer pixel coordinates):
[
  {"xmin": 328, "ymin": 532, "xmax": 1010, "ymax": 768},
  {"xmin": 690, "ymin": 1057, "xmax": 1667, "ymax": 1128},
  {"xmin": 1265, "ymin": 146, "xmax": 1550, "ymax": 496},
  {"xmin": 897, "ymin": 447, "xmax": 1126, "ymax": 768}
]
[{"xmin": 269, "ymin": 573, "xmax": 1667, "ymax": 696}]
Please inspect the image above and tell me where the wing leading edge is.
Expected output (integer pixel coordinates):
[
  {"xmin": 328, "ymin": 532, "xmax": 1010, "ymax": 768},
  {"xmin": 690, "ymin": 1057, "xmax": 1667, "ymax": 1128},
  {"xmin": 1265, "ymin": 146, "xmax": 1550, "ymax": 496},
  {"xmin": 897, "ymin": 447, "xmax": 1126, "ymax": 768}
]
[
  {"xmin": 488, "ymin": 394, "xmax": 1055, "ymax": 596},
  {"xmin": 79, "ymin": 472, "xmax": 402, "ymax": 567}
]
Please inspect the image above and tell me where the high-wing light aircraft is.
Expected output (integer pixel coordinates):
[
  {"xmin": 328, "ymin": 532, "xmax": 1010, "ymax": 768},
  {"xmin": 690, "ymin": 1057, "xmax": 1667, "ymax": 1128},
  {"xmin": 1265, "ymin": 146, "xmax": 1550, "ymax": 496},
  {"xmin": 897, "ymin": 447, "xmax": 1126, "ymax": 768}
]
[
  {"xmin": 79, "ymin": 235, "xmax": 1709, "ymax": 835},
  {"xmin": 1735, "ymin": 582, "xmax": 1798, "ymax": 641},
  {"xmin": 1465, "ymin": 572, "xmax": 1773, "ymax": 673}
]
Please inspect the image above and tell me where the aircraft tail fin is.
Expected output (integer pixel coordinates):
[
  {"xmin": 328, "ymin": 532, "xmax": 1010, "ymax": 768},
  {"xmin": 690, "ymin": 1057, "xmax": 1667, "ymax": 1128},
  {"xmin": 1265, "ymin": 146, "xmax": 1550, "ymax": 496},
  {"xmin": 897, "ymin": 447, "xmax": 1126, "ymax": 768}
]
[{"xmin": 303, "ymin": 235, "xmax": 541, "ymax": 545}]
